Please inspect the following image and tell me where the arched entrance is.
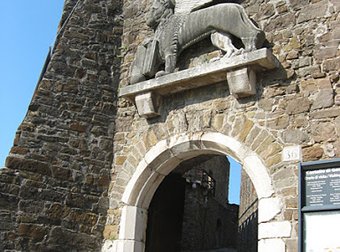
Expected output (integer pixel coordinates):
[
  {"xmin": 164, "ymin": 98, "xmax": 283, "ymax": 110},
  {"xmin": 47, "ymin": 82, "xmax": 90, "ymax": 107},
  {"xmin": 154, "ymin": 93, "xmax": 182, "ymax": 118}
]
[{"xmin": 107, "ymin": 132, "xmax": 289, "ymax": 252}]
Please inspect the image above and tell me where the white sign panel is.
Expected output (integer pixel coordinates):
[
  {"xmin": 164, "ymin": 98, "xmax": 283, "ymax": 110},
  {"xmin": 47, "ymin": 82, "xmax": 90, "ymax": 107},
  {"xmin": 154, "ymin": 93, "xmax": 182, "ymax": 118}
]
[{"xmin": 304, "ymin": 211, "xmax": 340, "ymax": 252}]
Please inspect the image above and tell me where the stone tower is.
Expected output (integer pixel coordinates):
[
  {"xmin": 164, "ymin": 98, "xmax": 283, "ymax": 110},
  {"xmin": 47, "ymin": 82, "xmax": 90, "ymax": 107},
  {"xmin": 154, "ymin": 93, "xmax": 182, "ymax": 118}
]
[
  {"xmin": 0, "ymin": 0, "xmax": 123, "ymax": 250},
  {"xmin": 1, "ymin": 0, "xmax": 340, "ymax": 251}
]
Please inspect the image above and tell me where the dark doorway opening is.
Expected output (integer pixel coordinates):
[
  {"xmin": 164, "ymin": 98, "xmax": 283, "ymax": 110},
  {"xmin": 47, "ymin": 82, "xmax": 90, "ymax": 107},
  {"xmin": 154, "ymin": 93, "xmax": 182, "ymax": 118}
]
[{"xmin": 145, "ymin": 173, "xmax": 186, "ymax": 252}]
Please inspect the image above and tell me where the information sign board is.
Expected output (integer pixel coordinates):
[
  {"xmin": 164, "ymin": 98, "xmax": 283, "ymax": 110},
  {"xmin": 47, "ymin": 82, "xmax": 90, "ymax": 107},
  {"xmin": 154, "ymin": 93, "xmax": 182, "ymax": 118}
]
[
  {"xmin": 299, "ymin": 159, "xmax": 340, "ymax": 252},
  {"xmin": 304, "ymin": 167, "xmax": 340, "ymax": 207}
]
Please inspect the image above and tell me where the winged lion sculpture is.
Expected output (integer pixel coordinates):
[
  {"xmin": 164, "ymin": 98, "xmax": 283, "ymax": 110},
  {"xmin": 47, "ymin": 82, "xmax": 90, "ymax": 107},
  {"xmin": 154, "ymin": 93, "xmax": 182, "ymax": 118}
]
[{"xmin": 130, "ymin": 0, "xmax": 265, "ymax": 84}]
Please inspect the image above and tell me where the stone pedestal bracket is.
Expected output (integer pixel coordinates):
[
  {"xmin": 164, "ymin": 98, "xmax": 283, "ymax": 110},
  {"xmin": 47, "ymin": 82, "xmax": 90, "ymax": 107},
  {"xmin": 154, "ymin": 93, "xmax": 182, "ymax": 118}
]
[
  {"xmin": 135, "ymin": 92, "xmax": 161, "ymax": 118},
  {"xmin": 227, "ymin": 67, "xmax": 257, "ymax": 98},
  {"xmin": 119, "ymin": 48, "xmax": 279, "ymax": 118}
]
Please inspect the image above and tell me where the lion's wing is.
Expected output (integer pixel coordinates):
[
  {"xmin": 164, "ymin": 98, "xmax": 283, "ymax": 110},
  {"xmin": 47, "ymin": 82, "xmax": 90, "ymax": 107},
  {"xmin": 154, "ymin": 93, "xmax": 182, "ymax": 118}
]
[
  {"xmin": 175, "ymin": 0, "xmax": 213, "ymax": 14},
  {"xmin": 175, "ymin": 0, "xmax": 237, "ymax": 14}
]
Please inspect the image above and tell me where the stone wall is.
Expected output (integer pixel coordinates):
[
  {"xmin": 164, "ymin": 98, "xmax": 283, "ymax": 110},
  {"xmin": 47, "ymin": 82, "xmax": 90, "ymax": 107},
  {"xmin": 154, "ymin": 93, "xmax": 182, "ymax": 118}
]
[
  {"xmin": 0, "ymin": 0, "xmax": 339, "ymax": 251},
  {"xmin": 0, "ymin": 0, "xmax": 123, "ymax": 250},
  {"xmin": 180, "ymin": 156, "xmax": 230, "ymax": 206},
  {"xmin": 181, "ymin": 186, "xmax": 238, "ymax": 251},
  {"xmin": 180, "ymin": 156, "xmax": 238, "ymax": 251},
  {"xmin": 238, "ymin": 169, "xmax": 258, "ymax": 252},
  {"xmin": 107, "ymin": 0, "xmax": 340, "ymax": 251}
]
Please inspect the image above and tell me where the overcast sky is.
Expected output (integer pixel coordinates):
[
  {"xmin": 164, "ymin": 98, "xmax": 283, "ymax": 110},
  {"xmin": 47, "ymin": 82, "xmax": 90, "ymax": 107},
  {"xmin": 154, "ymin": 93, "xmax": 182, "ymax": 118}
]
[{"xmin": 0, "ymin": 1, "xmax": 64, "ymax": 166}]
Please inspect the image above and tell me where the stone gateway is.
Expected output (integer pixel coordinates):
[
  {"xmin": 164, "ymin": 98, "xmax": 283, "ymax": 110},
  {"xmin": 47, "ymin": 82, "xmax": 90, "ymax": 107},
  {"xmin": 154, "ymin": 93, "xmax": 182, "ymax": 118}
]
[{"xmin": 1, "ymin": 0, "xmax": 340, "ymax": 252}]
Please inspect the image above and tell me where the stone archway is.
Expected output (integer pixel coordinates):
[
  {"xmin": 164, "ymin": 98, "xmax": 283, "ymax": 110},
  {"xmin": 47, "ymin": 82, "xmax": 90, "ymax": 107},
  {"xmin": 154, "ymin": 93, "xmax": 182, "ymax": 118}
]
[{"xmin": 104, "ymin": 132, "xmax": 290, "ymax": 252}]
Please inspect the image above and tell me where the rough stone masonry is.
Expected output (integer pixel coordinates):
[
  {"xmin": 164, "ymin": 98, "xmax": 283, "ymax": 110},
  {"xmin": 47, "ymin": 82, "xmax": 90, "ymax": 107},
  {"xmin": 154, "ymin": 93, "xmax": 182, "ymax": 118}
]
[
  {"xmin": 0, "ymin": 0, "xmax": 340, "ymax": 251},
  {"xmin": 0, "ymin": 0, "xmax": 123, "ymax": 250}
]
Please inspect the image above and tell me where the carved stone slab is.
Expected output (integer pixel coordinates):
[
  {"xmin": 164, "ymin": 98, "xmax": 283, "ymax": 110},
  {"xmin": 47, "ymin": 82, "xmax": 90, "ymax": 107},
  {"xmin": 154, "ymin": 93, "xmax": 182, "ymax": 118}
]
[
  {"xmin": 120, "ymin": 48, "xmax": 279, "ymax": 98},
  {"xmin": 120, "ymin": 48, "xmax": 279, "ymax": 118}
]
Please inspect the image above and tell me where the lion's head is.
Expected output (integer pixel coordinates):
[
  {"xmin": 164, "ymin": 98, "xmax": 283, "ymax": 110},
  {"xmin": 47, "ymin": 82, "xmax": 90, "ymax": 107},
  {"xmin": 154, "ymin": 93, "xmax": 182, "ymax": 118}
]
[{"xmin": 146, "ymin": 0, "xmax": 175, "ymax": 29}]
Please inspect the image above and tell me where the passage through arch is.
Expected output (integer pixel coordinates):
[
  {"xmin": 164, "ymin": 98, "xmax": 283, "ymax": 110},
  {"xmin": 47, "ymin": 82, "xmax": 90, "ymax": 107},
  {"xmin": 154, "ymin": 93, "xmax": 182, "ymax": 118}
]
[{"xmin": 105, "ymin": 132, "xmax": 287, "ymax": 252}]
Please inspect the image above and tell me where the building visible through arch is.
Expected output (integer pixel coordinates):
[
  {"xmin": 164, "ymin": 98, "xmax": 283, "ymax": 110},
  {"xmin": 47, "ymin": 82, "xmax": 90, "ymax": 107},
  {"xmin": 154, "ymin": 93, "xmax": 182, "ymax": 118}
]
[{"xmin": 145, "ymin": 155, "xmax": 239, "ymax": 252}]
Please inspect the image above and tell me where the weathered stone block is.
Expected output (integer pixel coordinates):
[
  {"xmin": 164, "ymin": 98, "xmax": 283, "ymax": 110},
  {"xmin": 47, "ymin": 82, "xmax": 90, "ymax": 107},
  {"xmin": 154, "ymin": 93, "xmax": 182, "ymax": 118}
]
[
  {"xmin": 186, "ymin": 110, "xmax": 212, "ymax": 131},
  {"xmin": 297, "ymin": 1, "xmax": 328, "ymax": 23},
  {"xmin": 6, "ymin": 157, "xmax": 51, "ymax": 177},
  {"xmin": 297, "ymin": 65, "xmax": 321, "ymax": 77},
  {"xmin": 238, "ymin": 118, "xmax": 254, "ymax": 142},
  {"xmin": 245, "ymin": 126, "xmax": 261, "ymax": 146},
  {"xmin": 286, "ymin": 50, "xmax": 299, "ymax": 60},
  {"xmin": 257, "ymin": 3, "xmax": 275, "ymax": 20},
  {"xmin": 323, "ymin": 57, "xmax": 340, "ymax": 72},
  {"xmin": 135, "ymin": 92, "xmax": 161, "ymax": 118},
  {"xmin": 118, "ymin": 206, "xmax": 147, "ymax": 241},
  {"xmin": 311, "ymin": 122, "xmax": 336, "ymax": 142},
  {"xmin": 310, "ymin": 108, "xmax": 340, "ymax": 119},
  {"xmin": 315, "ymin": 46, "xmax": 339, "ymax": 61},
  {"xmin": 264, "ymin": 13, "xmax": 295, "ymax": 32},
  {"xmin": 317, "ymin": 78, "xmax": 332, "ymax": 89},
  {"xmin": 311, "ymin": 89, "xmax": 334, "ymax": 110},
  {"xmin": 166, "ymin": 111, "xmax": 188, "ymax": 134},
  {"xmin": 303, "ymin": 145, "xmax": 324, "ymax": 161},
  {"xmin": 300, "ymin": 79, "xmax": 317, "ymax": 95},
  {"xmin": 227, "ymin": 67, "xmax": 256, "ymax": 98},
  {"xmin": 212, "ymin": 114, "xmax": 224, "ymax": 131},
  {"xmin": 288, "ymin": 0, "xmax": 309, "ymax": 10},
  {"xmin": 259, "ymin": 141, "xmax": 282, "ymax": 160},
  {"xmin": 250, "ymin": 130, "xmax": 268, "ymax": 150},
  {"xmin": 283, "ymin": 129, "xmax": 309, "ymax": 144},
  {"xmin": 258, "ymin": 221, "xmax": 291, "ymax": 239},
  {"xmin": 258, "ymin": 238, "xmax": 285, "ymax": 252},
  {"xmin": 266, "ymin": 154, "xmax": 281, "ymax": 167},
  {"xmin": 18, "ymin": 224, "xmax": 48, "ymax": 242},
  {"xmin": 267, "ymin": 114, "xmax": 290, "ymax": 130},
  {"xmin": 258, "ymin": 198, "xmax": 282, "ymax": 223},
  {"xmin": 258, "ymin": 98, "xmax": 273, "ymax": 111},
  {"xmin": 286, "ymin": 97, "xmax": 311, "ymax": 115}
]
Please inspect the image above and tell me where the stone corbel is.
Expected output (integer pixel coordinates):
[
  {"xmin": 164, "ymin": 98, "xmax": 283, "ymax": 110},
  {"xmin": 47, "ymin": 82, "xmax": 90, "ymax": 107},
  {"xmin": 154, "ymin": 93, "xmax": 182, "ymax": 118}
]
[
  {"xmin": 227, "ymin": 67, "xmax": 257, "ymax": 98},
  {"xmin": 120, "ymin": 49, "xmax": 280, "ymax": 118},
  {"xmin": 135, "ymin": 92, "xmax": 161, "ymax": 118}
]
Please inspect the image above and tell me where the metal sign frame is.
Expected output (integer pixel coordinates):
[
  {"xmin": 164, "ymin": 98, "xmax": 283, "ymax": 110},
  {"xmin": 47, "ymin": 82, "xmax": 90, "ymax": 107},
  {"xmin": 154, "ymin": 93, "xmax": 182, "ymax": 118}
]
[{"xmin": 299, "ymin": 158, "xmax": 340, "ymax": 252}]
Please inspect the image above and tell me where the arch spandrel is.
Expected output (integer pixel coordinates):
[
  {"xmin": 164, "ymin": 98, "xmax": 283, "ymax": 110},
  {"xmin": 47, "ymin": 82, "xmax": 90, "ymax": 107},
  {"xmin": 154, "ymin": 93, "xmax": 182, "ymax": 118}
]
[
  {"xmin": 109, "ymin": 108, "xmax": 286, "ymax": 210},
  {"xmin": 120, "ymin": 132, "xmax": 275, "ymax": 208}
]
